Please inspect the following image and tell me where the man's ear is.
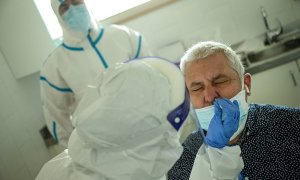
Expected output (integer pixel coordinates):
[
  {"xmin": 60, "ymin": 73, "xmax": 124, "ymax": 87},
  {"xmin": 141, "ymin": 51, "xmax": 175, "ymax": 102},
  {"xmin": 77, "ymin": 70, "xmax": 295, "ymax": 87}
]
[{"xmin": 244, "ymin": 73, "xmax": 251, "ymax": 96}]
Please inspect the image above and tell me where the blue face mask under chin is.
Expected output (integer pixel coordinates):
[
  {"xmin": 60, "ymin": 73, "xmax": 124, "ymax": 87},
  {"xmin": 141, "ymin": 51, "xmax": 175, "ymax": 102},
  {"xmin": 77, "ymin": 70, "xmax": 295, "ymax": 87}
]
[
  {"xmin": 62, "ymin": 4, "xmax": 92, "ymax": 33},
  {"xmin": 194, "ymin": 90, "xmax": 249, "ymax": 131}
]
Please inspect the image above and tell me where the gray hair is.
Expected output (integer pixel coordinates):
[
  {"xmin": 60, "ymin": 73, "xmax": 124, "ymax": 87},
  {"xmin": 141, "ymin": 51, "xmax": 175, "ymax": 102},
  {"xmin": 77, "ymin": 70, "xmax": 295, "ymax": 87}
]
[{"xmin": 180, "ymin": 41, "xmax": 245, "ymax": 82}]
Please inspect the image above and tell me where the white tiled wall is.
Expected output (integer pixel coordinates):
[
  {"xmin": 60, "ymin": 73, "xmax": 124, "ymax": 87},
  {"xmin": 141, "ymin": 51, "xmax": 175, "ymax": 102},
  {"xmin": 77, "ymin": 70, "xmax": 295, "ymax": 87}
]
[
  {"xmin": 0, "ymin": 0, "xmax": 299, "ymax": 179},
  {"xmin": 124, "ymin": 0, "xmax": 300, "ymax": 57},
  {"xmin": 0, "ymin": 51, "xmax": 52, "ymax": 180}
]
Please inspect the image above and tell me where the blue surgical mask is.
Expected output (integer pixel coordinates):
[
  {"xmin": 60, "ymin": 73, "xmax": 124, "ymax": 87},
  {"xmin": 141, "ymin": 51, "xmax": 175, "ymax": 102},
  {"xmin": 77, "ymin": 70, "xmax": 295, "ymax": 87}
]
[
  {"xmin": 194, "ymin": 90, "xmax": 249, "ymax": 132},
  {"xmin": 62, "ymin": 4, "xmax": 92, "ymax": 33}
]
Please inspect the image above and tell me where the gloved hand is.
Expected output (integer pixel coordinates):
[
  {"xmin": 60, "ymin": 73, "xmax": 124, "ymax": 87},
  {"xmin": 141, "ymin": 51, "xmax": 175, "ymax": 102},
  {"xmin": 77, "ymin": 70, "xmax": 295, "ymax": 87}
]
[{"xmin": 204, "ymin": 98, "xmax": 240, "ymax": 148}]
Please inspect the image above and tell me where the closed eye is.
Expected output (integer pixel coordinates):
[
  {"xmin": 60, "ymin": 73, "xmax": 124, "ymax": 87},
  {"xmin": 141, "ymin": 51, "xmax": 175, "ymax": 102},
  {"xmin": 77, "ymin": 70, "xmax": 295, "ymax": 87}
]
[
  {"xmin": 191, "ymin": 86, "xmax": 203, "ymax": 92},
  {"xmin": 213, "ymin": 77, "xmax": 232, "ymax": 86},
  {"xmin": 190, "ymin": 82, "xmax": 204, "ymax": 92},
  {"xmin": 214, "ymin": 79, "xmax": 230, "ymax": 84}
]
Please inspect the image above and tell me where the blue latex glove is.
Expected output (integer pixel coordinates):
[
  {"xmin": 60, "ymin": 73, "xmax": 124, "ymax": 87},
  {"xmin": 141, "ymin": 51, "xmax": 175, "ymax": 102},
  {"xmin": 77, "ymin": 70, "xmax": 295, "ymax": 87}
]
[{"xmin": 204, "ymin": 98, "xmax": 240, "ymax": 148}]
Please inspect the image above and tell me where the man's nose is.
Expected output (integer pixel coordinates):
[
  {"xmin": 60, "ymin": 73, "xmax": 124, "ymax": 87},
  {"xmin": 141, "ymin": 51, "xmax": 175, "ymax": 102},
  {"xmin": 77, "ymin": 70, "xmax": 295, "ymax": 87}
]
[{"xmin": 203, "ymin": 86, "xmax": 218, "ymax": 104}]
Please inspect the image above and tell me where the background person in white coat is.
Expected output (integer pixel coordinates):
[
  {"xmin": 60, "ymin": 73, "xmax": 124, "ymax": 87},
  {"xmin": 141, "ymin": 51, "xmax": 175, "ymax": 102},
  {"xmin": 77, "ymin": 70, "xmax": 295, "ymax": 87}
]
[{"xmin": 40, "ymin": 0, "xmax": 152, "ymax": 147}]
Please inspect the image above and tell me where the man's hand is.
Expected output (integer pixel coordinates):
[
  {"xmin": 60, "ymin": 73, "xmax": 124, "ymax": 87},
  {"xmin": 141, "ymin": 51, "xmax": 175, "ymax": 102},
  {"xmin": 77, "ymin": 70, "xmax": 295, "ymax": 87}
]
[{"xmin": 204, "ymin": 98, "xmax": 240, "ymax": 148}]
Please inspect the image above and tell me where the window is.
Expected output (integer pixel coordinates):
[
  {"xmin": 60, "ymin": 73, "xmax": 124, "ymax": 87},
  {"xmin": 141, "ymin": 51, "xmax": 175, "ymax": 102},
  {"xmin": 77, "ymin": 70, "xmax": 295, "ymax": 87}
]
[
  {"xmin": 87, "ymin": 0, "xmax": 150, "ymax": 21},
  {"xmin": 33, "ymin": 0, "xmax": 175, "ymax": 42}
]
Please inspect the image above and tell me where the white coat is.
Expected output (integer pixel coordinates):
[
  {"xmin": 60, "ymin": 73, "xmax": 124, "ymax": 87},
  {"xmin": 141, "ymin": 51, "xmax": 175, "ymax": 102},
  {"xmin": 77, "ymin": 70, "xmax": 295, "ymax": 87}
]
[{"xmin": 40, "ymin": 1, "xmax": 152, "ymax": 147}]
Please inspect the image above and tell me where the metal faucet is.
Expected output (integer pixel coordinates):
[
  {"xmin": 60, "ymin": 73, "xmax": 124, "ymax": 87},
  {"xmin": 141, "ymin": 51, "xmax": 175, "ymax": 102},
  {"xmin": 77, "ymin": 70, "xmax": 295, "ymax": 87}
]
[{"xmin": 261, "ymin": 6, "xmax": 283, "ymax": 45}]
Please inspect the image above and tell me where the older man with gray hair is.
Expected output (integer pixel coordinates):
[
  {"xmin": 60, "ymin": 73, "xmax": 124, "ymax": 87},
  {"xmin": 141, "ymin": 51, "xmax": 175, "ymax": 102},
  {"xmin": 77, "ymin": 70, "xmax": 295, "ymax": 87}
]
[{"xmin": 168, "ymin": 41, "xmax": 300, "ymax": 180}]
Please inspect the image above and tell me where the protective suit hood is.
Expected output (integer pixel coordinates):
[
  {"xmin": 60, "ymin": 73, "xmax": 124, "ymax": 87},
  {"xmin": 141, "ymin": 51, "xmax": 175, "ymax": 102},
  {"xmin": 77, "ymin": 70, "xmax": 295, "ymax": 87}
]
[
  {"xmin": 51, "ymin": 0, "xmax": 98, "ymax": 44},
  {"xmin": 68, "ymin": 57, "xmax": 189, "ymax": 180}
]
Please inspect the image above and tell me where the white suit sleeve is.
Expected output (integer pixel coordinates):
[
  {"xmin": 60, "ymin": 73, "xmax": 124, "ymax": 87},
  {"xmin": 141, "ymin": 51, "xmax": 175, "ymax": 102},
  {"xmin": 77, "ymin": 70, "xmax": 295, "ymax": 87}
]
[
  {"xmin": 129, "ymin": 29, "xmax": 153, "ymax": 58},
  {"xmin": 40, "ymin": 72, "xmax": 75, "ymax": 147},
  {"xmin": 115, "ymin": 25, "xmax": 153, "ymax": 58},
  {"xmin": 189, "ymin": 144, "xmax": 244, "ymax": 180}
]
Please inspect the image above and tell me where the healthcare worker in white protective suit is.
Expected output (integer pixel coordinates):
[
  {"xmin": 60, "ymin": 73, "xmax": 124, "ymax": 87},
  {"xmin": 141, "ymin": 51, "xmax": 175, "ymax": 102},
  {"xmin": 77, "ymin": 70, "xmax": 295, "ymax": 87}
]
[
  {"xmin": 40, "ymin": 0, "xmax": 152, "ymax": 147},
  {"xmin": 36, "ymin": 57, "xmax": 191, "ymax": 180},
  {"xmin": 37, "ymin": 57, "xmax": 244, "ymax": 180}
]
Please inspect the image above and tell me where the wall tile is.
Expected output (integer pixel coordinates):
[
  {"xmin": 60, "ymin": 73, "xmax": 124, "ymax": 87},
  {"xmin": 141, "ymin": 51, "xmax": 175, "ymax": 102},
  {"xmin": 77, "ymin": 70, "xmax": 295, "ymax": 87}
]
[
  {"xmin": 11, "ymin": 166, "xmax": 32, "ymax": 180},
  {"xmin": 0, "ymin": 60, "xmax": 16, "ymax": 121},
  {"xmin": 291, "ymin": 0, "xmax": 300, "ymax": 19},
  {"xmin": 277, "ymin": 8, "xmax": 298, "ymax": 27},
  {"xmin": 259, "ymin": 0, "xmax": 292, "ymax": 16},
  {"xmin": 0, "ymin": 159, "xmax": 10, "ymax": 180},
  {"xmin": 5, "ymin": 114, "xmax": 31, "ymax": 148},
  {"xmin": 0, "ymin": 132, "xmax": 26, "ymax": 179},
  {"xmin": 0, "ymin": 56, "xmax": 21, "ymax": 97},
  {"xmin": 0, "ymin": 83, "xmax": 14, "ymax": 120},
  {"xmin": 0, "ymin": 50, "xmax": 5, "ymax": 66},
  {"xmin": 19, "ymin": 140, "xmax": 50, "ymax": 178}
]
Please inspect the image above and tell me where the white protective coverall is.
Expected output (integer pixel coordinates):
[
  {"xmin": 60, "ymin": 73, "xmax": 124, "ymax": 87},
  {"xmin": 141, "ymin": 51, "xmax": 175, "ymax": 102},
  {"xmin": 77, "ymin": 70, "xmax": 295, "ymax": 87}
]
[
  {"xmin": 40, "ymin": 0, "xmax": 152, "ymax": 146},
  {"xmin": 36, "ymin": 57, "xmax": 190, "ymax": 180}
]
